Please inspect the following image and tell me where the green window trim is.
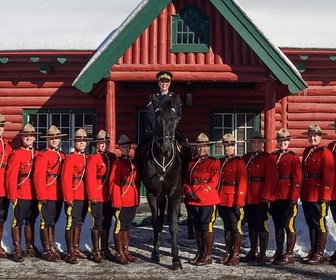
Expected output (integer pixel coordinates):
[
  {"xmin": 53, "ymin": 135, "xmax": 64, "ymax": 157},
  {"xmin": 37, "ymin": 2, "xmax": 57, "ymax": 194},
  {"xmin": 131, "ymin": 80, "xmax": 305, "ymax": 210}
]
[{"xmin": 171, "ymin": 5, "xmax": 210, "ymax": 53}]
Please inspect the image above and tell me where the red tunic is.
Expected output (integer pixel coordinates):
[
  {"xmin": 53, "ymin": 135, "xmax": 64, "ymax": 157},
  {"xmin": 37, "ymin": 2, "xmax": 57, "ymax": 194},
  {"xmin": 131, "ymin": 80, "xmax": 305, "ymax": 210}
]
[
  {"xmin": 61, "ymin": 151, "xmax": 89, "ymax": 202},
  {"xmin": 86, "ymin": 152, "xmax": 116, "ymax": 203},
  {"xmin": 242, "ymin": 151, "xmax": 278, "ymax": 204},
  {"xmin": 0, "ymin": 137, "xmax": 12, "ymax": 197},
  {"xmin": 33, "ymin": 147, "xmax": 66, "ymax": 201},
  {"xmin": 183, "ymin": 155, "xmax": 221, "ymax": 206},
  {"xmin": 218, "ymin": 155, "xmax": 247, "ymax": 207},
  {"xmin": 6, "ymin": 147, "xmax": 39, "ymax": 200},
  {"xmin": 271, "ymin": 150, "xmax": 302, "ymax": 201},
  {"xmin": 301, "ymin": 145, "xmax": 334, "ymax": 202},
  {"xmin": 109, "ymin": 156, "xmax": 140, "ymax": 208},
  {"xmin": 327, "ymin": 141, "xmax": 336, "ymax": 200}
]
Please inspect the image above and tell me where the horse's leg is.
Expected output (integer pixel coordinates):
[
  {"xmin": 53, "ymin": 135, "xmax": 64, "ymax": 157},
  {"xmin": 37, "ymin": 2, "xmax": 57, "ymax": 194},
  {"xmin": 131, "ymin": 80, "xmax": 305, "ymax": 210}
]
[{"xmin": 168, "ymin": 193, "xmax": 182, "ymax": 270}]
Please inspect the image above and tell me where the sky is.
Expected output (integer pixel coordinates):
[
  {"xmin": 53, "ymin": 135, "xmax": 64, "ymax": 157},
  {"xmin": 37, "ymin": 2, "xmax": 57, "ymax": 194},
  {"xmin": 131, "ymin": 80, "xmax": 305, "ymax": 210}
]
[{"xmin": 1, "ymin": 0, "xmax": 336, "ymax": 50}]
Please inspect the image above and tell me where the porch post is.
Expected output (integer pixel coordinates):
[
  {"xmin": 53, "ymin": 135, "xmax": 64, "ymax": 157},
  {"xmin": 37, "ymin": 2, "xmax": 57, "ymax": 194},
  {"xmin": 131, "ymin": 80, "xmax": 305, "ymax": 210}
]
[
  {"xmin": 264, "ymin": 82, "xmax": 276, "ymax": 153},
  {"xmin": 106, "ymin": 80, "xmax": 116, "ymax": 152}
]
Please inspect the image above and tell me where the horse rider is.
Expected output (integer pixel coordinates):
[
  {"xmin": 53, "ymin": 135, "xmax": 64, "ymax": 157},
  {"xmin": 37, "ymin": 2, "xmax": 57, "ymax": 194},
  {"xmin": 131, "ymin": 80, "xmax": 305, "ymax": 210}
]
[
  {"xmin": 33, "ymin": 125, "xmax": 67, "ymax": 262},
  {"xmin": 86, "ymin": 130, "xmax": 116, "ymax": 263},
  {"xmin": 183, "ymin": 132, "xmax": 221, "ymax": 266},
  {"xmin": 6, "ymin": 123, "xmax": 41, "ymax": 262}
]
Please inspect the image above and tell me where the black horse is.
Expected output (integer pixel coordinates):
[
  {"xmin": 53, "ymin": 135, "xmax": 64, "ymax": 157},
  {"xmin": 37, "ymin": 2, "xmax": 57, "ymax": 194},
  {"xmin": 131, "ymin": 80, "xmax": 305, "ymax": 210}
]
[{"xmin": 136, "ymin": 96, "xmax": 190, "ymax": 270}]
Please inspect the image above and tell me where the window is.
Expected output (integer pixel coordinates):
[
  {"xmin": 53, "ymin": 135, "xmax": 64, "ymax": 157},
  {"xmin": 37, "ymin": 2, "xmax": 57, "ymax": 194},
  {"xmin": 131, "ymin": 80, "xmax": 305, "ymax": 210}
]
[
  {"xmin": 171, "ymin": 5, "xmax": 210, "ymax": 53},
  {"xmin": 212, "ymin": 111, "xmax": 260, "ymax": 156},
  {"xmin": 23, "ymin": 109, "xmax": 96, "ymax": 154}
]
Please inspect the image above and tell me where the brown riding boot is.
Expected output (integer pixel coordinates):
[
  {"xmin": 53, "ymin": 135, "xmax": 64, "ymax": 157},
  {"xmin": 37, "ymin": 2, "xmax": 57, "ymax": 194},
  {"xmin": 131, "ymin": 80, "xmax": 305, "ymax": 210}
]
[
  {"xmin": 91, "ymin": 229, "xmax": 104, "ymax": 263},
  {"xmin": 40, "ymin": 228, "xmax": 56, "ymax": 262},
  {"xmin": 255, "ymin": 231, "xmax": 268, "ymax": 266},
  {"xmin": 226, "ymin": 233, "xmax": 242, "ymax": 266},
  {"xmin": 307, "ymin": 231, "xmax": 327, "ymax": 265},
  {"xmin": 101, "ymin": 228, "xmax": 113, "ymax": 261},
  {"xmin": 73, "ymin": 226, "xmax": 87, "ymax": 259},
  {"xmin": 190, "ymin": 231, "xmax": 204, "ymax": 264},
  {"xmin": 196, "ymin": 231, "xmax": 213, "ymax": 266},
  {"xmin": 329, "ymin": 250, "xmax": 336, "ymax": 265},
  {"xmin": 49, "ymin": 226, "xmax": 61, "ymax": 261},
  {"xmin": 275, "ymin": 232, "xmax": 296, "ymax": 265},
  {"xmin": 220, "ymin": 231, "xmax": 232, "ymax": 264},
  {"xmin": 122, "ymin": 231, "xmax": 135, "ymax": 262},
  {"xmin": 270, "ymin": 228, "xmax": 284, "ymax": 264},
  {"xmin": 301, "ymin": 229, "xmax": 317, "ymax": 263},
  {"xmin": 242, "ymin": 229, "xmax": 258, "ymax": 262},
  {"xmin": 114, "ymin": 232, "xmax": 130, "ymax": 265},
  {"xmin": 0, "ymin": 224, "xmax": 7, "ymax": 258},
  {"xmin": 11, "ymin": 226, "xmax": 23, "ymax": 262},
  {"xmin": 65, "ymin": 229, "xmax": 78, "ymax": 264},
  {"xmin": 24, "ymin": 224, "xmax": 39, "ymax": 257}
]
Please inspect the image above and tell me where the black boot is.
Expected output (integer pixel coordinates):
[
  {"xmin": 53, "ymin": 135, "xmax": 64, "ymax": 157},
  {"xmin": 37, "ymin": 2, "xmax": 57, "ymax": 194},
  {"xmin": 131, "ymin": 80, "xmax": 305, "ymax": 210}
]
[
  {"xmin": 242, "ymin": 229, "xmax": 258, "ymax": 262},
  {"xmin": 190, "ymin": 231, "xmax": 204, "ymax": 264},
  {"xmin": 255, "ymin": 232, "xmax": 268, "ymax": 266}
]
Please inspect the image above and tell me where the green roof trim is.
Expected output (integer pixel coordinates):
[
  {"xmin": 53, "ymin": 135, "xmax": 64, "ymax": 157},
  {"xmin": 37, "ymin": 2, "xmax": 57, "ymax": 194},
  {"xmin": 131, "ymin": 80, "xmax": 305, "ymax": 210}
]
[
  {"xmin": 210, "ymin": 0, "xmax": 307, "ymax": 93},
  {"xmin": 73, "ymin": 0, "xmax": 307, "ymax": 94},
  {"xmin": 73, "ymin": 0, "xmax": 171, "ymax": 93}
]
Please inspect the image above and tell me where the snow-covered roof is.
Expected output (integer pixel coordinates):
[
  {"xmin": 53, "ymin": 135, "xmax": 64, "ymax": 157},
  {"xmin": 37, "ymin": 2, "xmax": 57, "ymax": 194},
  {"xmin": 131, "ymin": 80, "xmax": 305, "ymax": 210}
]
[{"xmin": 1, "ymin": 0, "xmax": 335, "ymax": 50}]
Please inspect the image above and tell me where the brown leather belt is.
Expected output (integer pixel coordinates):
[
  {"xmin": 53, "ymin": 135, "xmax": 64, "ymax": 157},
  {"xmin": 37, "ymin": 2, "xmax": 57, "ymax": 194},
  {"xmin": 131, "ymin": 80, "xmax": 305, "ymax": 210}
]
[
  {"xmin": 0, "ymin": 163, "xmax": 7, "ymax": 168},
  {"xmin": 191, "ymin": 179, "xmax": 209, "ymax": 185},
  {"xmin": 279, "ymin": 174, "xmax": 291, "ymax": 179},
  {"xmin": 73, "ymin": 176, "xmax": 82, "ymax": 180},
  {"xmin": 305, "ymin": 172, "xmax": 322, "ymax": 179},
  {"xmin": 122, "ymin": 181, "xmax": 136, "ymax": 186},
  {"xmin": 249, "ymin": 176, "xmax": 264, "ymax": 182},
  {"xmin": 97, "ymin": 175, "xmax": 106, "ymax": 180},
  {"xmin": 221, "ymin": 181, "xmax": 236, "ymax": 186},
  {"xmin": 47, "ymin": 174, "xmax": 58, "ymax": 178}
]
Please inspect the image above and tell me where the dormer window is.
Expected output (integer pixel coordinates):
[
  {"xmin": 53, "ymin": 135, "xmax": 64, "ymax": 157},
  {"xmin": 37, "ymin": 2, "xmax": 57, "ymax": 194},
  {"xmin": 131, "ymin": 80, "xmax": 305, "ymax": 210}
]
[{"xmin": 171, "ymin": 5, "xmax": 210, "ymax": 53}]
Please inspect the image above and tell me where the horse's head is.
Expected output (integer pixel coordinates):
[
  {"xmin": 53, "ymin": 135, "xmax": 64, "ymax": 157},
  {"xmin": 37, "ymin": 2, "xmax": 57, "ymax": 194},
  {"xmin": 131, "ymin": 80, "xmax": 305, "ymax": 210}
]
[{"xmin": 153, "ymin": 96, "xmax": 178, "ymax": 155}]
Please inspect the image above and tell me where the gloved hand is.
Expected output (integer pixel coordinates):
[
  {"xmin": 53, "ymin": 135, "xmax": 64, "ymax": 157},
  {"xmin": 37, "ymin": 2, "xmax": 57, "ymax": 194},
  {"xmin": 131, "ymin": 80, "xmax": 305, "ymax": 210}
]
[
  {"xmin": 187, "ymin": 192, "xmax": 199, "ymax": 202},
  {"xmin": 234, "ymin": 204, "xmax": 242, "ymax": 210},
  {"xmin": 90, "ymin": 199, "xmax": 98, "ymax": 205},
  {"xmin": 40, "ymin": 200, "xmax": 47, "ymax": 205},
  {"xmin": 261, "ymin": 199, "xmax": 269, "ymax": 204},
  {"xmin": 65, "ymin": 201, "xmax": 73, "ymax": 207},
  {"xmin": 289, "ymin": 200, "xmax": 297, "ymax": 208}
]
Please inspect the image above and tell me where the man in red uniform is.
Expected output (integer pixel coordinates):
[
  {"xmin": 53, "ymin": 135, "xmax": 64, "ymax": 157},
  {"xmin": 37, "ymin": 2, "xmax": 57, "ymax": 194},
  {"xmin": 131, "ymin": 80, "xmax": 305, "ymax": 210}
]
[
  {"xmin": 183, "ymin": 132, "xmax": 220, "ymax": 266},
  {"xmin": 327, "ymin": 119, "xmax": 336, "ymax": 265},
  {"xmin": 0, "ymin": 114, "xmax": 12, "ymax": 258},
  {"xmin": 86, "ymin": 130, "xmax": 116, "ymax": 263},
  {"xmin": 218, "ymin": 133, "xmax": 247, "ymax": 266},
  {"xmin": 61, "ymin": 128, "xmax": 92, "ymax": 264},
  {"xmin": 6, "ymin": 123, "xmax": 41, "ymax": 262},
  {"xmin": 110, "ymin": 134, "xmax": 140, "ymax": 265},
  {"xmin": 300, "ymin": 124, "xmax": 334, "ymax": 264},
  {"xmin": 33, "ymin": 125, "xmax": 67, "ymax": 262},
  {"xmin": 270, "ymin": 128, "xmax": 302, "ymax": 265},
  {"xmin": 241, "ymin": 131, "xmax": 277, "ymax": 266}
]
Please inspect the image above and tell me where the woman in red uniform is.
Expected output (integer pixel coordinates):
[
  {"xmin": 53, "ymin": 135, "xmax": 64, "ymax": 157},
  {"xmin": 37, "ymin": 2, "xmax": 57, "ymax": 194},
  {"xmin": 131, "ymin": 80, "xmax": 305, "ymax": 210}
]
[
  {"xmin": 86, "ymin": 130, "xmax": 116, "ymax": 263},
  {"xmin": 218, "ymin": 133, "xmax": 247, "ymax": 266},
  {"xmin": 0, "ymin": 114, "xmax": 12, "ymax": 258},
  {"xmin": 6, "ymin": 123, "xmax": 41, "ymax": 262},
  {"xmin": 300, "ymin": 124, "xmax": 334, "ymax": 264},
  {"xmin": 110, "ymin": 134, "xmax": 140, "ymax": 265},
  {"xmin": 183, "ymin": 132, "xmax": 220, "ymax": 266},
  {"xmin": 34, "ymin": 125, "xmax": 67, "ymax": 262},
  {"xmin": 270, "ymin": 128, "xmax": 302, "ymax": 265},
  {"xmin": 61, "ymin": 128, "xmax": 92, "ymax": 264},
  {"xmin": 242, "ymin": 131, "xmax": 277, "ymax": 266}
]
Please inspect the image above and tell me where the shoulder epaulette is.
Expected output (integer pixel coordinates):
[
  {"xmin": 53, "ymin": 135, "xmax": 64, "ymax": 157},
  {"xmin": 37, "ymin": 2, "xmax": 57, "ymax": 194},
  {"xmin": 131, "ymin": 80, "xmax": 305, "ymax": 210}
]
[
  {"xmin": 318, "ymin": 146, "xmax": 326, "ymax": 151},
  {"xmin": 288, "ymin": 150, "xmax": 296, "ymax": 155}
]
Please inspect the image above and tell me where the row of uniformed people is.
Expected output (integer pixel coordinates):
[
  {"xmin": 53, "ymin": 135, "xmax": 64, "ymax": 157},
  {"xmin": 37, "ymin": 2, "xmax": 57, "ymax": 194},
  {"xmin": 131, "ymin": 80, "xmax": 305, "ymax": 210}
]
[
  {"xmin": 183, "ymin": 123, "xmax": 336, "ymax": 267},
  {"xmin": 0, "ymin": 116, "xmax": 140, "ymax": 264}
]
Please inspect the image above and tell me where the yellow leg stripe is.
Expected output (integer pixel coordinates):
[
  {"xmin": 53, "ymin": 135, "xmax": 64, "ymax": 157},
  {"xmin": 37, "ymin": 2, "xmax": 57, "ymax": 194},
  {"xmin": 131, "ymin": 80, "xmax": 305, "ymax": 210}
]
[
  {"xmin": 237, "ymin": 207, "xmax": 244, "ymax": 234},
  {"xmin": 11, "ymin": 199, "xmax": 17, "ymax": 227},
  {"xmin": 65, "ymin": 205, "xmax": 73, "ymax": 231},
  {"xmin": 264, "ymin": 203, "xmax": 271, "ymax": 232},
  {"xmin": 114, "ymin": 208, "xmax": 121, "ymax": 234},
  {"xmin": 208, "ymin": 205, "xmax": 217, "ymax": 233},
  {"xmin": 320, "ymin": 202, "xmax": 327, "ymax": 233},
  {"xmin": 88, "ymin": 202, "xmax": 95, "ymax": 229},
  {"xmin": 38, "ymin": 201, "xmax": 46, "ymax": 230},
  {"xmin": 288, "ymin": 204, "xmax": 298, "ymax": 233}
]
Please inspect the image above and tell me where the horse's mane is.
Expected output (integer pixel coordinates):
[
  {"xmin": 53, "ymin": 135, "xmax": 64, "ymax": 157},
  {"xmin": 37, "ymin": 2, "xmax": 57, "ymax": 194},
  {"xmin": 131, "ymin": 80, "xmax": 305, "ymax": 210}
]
[{"xmin": 154, "ymin": 95, "xmax": 177, "ymax": 136}]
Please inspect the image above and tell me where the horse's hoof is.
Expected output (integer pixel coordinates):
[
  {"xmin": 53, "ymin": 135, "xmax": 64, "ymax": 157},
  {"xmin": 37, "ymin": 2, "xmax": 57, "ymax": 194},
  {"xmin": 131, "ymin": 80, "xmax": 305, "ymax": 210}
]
[
  {"xmin": 172, "ymin": 261, "xmax": 182, "ymax": 270},
  {"xmin": 151, "ymin": 254, "xmax": 160, "ymax": 263}
]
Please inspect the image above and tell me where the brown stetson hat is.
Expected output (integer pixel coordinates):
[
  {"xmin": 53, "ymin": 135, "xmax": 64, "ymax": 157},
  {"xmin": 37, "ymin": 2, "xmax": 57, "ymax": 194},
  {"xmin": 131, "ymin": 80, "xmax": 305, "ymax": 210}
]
[
  {"xmin": 18, "ymin": 123, "xmax": 42, "ymax": 135},
  {"xmin": 190, "ymin": 132, "xmax": 216, "ymax": 146},
  {"xmin": 40, "ymin": 125, "xmax": 67, "ymax": 138},
  {"xmin": 328, "ymin": 119, "xmax": 336, "ymax": 128},
  {"xmin": 301, "ymin": 124, "xmax": 328, "ymax": 136},
  {"xmin": 92, "ymin": 129, "xmax": 110, "ymax": 143},
  {"xmin": 118, "ymin": 134, "xmax": 132, "ymax": 146},
  {"xmin": 247, "ymin": 131, "xmax": 268, "ymax": 142},
  {"xmin": 222, "ymin": 133, "xmax": 236, "ymax": 144},
  {"xmin": 275, "ymin": 128, "xmax": 291, "ymax": 140},
  {"xmin": 70, "ymin": 128, "xmax": 93, "ymax": 141},
  {"xmin": 0, "ymin": 114, "xmax": 10, "ymax": 124}
]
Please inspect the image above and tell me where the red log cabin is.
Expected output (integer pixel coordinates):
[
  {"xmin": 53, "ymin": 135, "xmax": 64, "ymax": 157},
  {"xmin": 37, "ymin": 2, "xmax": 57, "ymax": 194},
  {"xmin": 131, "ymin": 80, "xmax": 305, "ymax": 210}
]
[{"xmin": 1, "ymin": 0, "xmax": 335, "ymax": 160}]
